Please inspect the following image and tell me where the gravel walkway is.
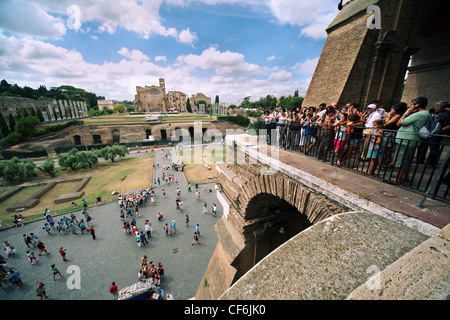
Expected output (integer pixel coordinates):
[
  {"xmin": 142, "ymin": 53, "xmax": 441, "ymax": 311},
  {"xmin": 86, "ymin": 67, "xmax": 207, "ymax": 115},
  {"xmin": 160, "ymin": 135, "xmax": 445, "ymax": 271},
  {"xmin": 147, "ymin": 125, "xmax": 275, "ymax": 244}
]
[{"xmin": 0, "ymin": 147, "xmax": 221, "ymax": 300}]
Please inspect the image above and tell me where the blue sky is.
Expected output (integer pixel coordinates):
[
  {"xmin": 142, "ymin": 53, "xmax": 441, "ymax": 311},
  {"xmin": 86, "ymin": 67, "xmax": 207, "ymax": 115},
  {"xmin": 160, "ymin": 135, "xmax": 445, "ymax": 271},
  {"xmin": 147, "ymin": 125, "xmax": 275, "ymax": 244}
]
[{"xmin": 0, "ymin": 0, "xmax": 339, "ymax": 104}]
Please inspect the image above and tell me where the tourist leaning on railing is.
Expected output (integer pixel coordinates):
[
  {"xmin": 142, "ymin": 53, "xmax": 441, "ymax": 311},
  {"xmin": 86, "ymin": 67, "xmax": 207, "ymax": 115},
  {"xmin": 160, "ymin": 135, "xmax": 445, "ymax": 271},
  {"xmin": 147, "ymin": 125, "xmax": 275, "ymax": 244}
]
[
  {"xmin": 332, "ymin": 113, "xmax": 348, "ymax": 166},
  {"xmin": 275, "ymin": 107, "xmax": 289, "ymax": 147},
  {"xmin": 361, "ymin": 104, "xmax": 383, "ymax": 161},
  {"xmin": 421, "ymin": 101, "xmax": 450, "ymax": 167},
  {"xmin": 341, "ymin": 113, "xmax": 365, "ymax": 168},
  {"xmin": 380, "ymin": 102, "xmax": 407, "ymax": 169},
  {"xmin": 393, "ymin": 97, "xmax": 430, "ymax": 184}
]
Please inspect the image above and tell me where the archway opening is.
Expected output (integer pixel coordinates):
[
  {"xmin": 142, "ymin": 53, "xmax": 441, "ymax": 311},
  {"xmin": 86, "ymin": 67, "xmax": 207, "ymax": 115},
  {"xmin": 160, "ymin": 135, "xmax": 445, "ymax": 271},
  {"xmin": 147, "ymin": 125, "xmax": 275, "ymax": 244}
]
[
  {"xmin": 160, "ymin": 129, "xmax": 167, "ymax": 140},
  {"xmin": 241, "ymin": 193, "xmax": 313, "ymax": 269},
  {"xmin": 92, "ymin": 134, "xmax": 102, "ymax": 144},
  {"xmin": 73, "ymin": 135, "xmax": 81, "ymax": 145},
  {"xmin": 112, "ymin": 129, "xmax": 120, "ymax": 144}
]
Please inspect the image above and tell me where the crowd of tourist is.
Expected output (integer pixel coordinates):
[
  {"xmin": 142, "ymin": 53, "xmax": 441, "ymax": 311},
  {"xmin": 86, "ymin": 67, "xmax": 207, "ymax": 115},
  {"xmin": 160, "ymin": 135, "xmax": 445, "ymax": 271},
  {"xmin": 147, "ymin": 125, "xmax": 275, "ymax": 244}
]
[{"xmin": 261, "ymin": 97, "xmax": 450, "ymax": 184}]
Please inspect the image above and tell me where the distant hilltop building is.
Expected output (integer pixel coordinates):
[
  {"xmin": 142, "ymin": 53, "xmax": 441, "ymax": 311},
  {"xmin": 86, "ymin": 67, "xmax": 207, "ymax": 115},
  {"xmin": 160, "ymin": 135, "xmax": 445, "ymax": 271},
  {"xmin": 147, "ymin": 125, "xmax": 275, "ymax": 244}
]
[
  {"xmin": 134, "ymin": 78, "xmax": 211, "ymax": 113},
  {"xmin": 190, "ymin": 93, "xmax": 211, "ymax": 110}
]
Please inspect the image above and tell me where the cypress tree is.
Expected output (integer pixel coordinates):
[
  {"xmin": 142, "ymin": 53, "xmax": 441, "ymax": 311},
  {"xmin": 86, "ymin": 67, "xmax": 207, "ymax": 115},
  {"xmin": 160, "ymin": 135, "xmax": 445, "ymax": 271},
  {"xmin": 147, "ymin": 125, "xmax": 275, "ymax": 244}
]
[{"xmin": 186, "ymin": 98, "xmax": 192, "ymax": 113}]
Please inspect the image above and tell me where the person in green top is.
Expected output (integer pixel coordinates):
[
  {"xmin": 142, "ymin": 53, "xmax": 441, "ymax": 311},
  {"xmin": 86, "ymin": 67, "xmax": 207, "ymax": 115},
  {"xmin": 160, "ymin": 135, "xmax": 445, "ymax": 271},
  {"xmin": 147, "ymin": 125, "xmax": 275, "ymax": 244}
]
[{"xmin": 393, "ymin": 96, "xmax": 429, "ymax": 183}]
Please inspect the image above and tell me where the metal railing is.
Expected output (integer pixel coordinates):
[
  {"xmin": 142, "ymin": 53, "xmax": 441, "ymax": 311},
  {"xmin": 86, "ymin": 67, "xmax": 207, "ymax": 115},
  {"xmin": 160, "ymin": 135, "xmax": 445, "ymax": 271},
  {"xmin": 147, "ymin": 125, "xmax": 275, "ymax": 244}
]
[{"xmin": 255, "ymin": 120, "xmax": 450, "ymax": 203}]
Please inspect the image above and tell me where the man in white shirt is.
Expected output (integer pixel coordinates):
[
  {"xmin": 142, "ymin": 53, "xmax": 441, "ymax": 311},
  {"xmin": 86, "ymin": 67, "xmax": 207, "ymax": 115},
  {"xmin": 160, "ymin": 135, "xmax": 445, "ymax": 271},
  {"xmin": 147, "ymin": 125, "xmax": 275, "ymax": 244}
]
[
  {"xmin": 364, "ymin": 104, "xmax": 382, "ymax": 128},
  {"xmin": 361, "ymin": 104, "xmax": 382, "ymax": 159}
]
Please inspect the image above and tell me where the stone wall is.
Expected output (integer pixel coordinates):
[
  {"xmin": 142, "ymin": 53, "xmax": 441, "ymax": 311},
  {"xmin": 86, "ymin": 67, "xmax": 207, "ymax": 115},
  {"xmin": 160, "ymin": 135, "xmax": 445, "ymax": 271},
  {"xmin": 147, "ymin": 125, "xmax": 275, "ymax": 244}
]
[
  {"xmin": 0, "ymin": 96, "xmax": 89, "ymax": 131},
  {"xmin": 15, "ymin": 120, "xmax": 246, "ymax": 154},
  {"xmin": 303, "ymin": 0, "xmax": 449, "ymax": 110},
  {"xmin": 219, "ymin": 211, "xmax": 433, "ymax": 300}
]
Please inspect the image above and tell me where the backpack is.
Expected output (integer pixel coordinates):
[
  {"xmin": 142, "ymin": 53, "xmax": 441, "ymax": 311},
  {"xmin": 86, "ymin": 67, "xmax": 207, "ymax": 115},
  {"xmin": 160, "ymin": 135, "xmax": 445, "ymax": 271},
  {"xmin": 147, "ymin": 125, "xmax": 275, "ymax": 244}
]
[{"xmin": 414, "ymin": 114, "xmax": 441, "ymax": 140}]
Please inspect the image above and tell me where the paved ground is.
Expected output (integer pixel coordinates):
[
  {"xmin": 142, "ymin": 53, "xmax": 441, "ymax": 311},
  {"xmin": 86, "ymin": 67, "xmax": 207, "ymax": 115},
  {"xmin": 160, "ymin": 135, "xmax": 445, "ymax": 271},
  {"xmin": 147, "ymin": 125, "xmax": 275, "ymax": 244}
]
[{"xmin": 0, "ymin": 147, "xmax": 221, "ymax": 300}]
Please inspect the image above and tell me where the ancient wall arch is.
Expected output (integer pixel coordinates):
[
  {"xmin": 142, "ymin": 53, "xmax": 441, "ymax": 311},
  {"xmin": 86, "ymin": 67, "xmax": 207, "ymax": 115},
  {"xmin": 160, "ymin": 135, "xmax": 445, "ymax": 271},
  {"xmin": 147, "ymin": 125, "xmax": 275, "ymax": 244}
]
[
  {"xmin": 238, "ymin": 172, "xmax": 343, "ymax": 224},
  {"xmin": 213, "ymin": 167, "xmax": 347, "ymax": 289}
]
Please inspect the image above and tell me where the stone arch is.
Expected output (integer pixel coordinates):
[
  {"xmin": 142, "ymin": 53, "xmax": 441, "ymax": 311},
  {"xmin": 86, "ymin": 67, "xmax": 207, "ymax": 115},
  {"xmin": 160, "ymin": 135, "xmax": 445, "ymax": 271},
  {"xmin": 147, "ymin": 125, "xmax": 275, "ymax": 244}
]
[
  {"xmin": 171, "ymin": 127, "xmax": 190, "ymax": 142},
  {"xmin": 160, "ymin": 129, "xmax": 167, "ymax": 140},
  {"xmin": 228, "ymin": 172, "xmax": 344, "ymax": 283},
  {"xmin": 188, "ymin": 126, "xmax": 194, "ymax": 138},
  {"xmin": 112, "ymin": 129, "xmax": 120, "ymax": 144},
  {"xmin": 239, "ymin": 173, "xmax": 340, "ymax": 224}
]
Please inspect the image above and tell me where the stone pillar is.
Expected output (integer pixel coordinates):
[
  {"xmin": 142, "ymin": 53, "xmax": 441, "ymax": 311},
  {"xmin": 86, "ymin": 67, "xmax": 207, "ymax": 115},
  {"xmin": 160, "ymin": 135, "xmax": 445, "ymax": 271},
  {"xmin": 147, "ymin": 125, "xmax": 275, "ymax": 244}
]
[
  {"xmin": 47, "ymin": 102, "xmax": 55, "ymax": 121},
  {"xmin": 70, "ymin": 101, "xmax": 77, "ymax": 118},
  {"xmin": 71, "ymin": 101, "xmax": 79, "ymax": 118},
  {"xmin": 58, "ymin": 100, "xmax": 67, "ymax": 120},
  {"xmin": 77, "ymin": 101, "xmax": 83, "ymax": 117},
  {"xmin": 83, "ymin": 101, "xmax": 88, "ymax": 116},
  {"xmin": 40, "ymin": 107, "xmax": 49, "ymax": 122}
]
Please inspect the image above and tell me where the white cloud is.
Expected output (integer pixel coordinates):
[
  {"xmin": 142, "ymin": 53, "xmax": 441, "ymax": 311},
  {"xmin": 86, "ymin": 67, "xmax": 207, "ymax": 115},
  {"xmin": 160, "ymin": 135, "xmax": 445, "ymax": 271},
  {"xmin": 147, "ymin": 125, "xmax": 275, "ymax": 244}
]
[
  {"xmin": 117, "ymin": 47, "xmax": 150, "ymax": 63},
  {"xmin": 267, "ymin": 55, "xmax": 276, "ymax": 61},
  {"xmin": 176, "ymin": 47, "xmax": 265, "ymax": 77},
  {"xmin": 155, "ymin": 56, "xmax": 167, "ymax": 63},
  {"xmin": 268, "ymin": 70, "xmax": 292, "ymax": 81},
  {"xmin": 0, "ymin": 0, "xmax": 194, "ymax": 44},
  {"xmin": 299, "ymin": 12, "xmax": 337, "ymax": 40},
  {"xmin": 292, "ymin": 57, "xmax": 320, "ymax": 75},
  {"xmin": 267, "ymin": 0, "xmax": 338, "ymax": 40},
  {"xmin": 178, "ymin": 28, "xmax": 198, "ymax": 46},
  {"xmin": 0, "ymin": 0, "xmax": 66, "ymax": 38}
]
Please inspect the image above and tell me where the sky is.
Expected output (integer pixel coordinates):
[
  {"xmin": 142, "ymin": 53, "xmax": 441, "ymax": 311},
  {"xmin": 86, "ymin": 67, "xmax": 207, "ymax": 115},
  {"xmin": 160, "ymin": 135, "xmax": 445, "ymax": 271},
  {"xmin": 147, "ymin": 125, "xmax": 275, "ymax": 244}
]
[{"xmin": 0, "ymin": 0, "xmax": 340, "ymax": 105}]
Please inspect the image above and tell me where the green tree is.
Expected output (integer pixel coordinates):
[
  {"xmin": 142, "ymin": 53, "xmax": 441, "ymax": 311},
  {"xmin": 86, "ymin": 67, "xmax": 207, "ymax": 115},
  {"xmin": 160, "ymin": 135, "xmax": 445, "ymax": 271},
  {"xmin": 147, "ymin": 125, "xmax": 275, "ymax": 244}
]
[
  {"xmin": 2, "ymin": 132, "xmax": 23, "ymax": 145},
  {"xmin": 14, "ymin": 116, "xmax": 39, "ymax": 137},
  {"xmin": 98, "ymin": 145, "xmax": 128, "ymax": 162},
  {"xmin": 37, "ymin": 157, "xmax": 56, "ymax": 177},
  {"xmin": 196, "ymin": 99, "xmax": 207, "ymax": 107},
  {"xmin": 186, "ymin": 98, "xmax": 192, "ymax": 113},
  {"xmin": 113, "ymin": 104, "xmax": 125, "ymax": 113},
  {"xmin": 0, "ymin": 157, "xmax": 36, "ymax": 184},
  {"xmin": 58, "ymin": 148, "xmax": 81, "ymax": 170},
  {"xmin": 77, "ymin": 151, "xmax": 98, "ymax": 168}
]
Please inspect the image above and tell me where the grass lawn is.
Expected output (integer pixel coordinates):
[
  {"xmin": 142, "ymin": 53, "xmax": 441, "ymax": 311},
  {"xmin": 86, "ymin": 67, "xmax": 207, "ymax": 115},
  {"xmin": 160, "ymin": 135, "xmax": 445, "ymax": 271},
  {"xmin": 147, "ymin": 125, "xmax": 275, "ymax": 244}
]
[
  {"xmin": 83, "ymin": 112, "xmax": 216, "ymax": 125},
  {"xmin": 176, "ymin": 146, "xmax": 226, "ymax": 184},
  {"xmin": 0, "ymin": 155, "xmax": 154, "ymax": 228}
]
